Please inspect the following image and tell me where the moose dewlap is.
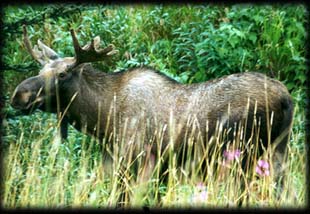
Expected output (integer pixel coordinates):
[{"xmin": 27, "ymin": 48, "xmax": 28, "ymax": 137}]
[{"xmin": 11, "ymin": 26, "xmax": 294, "ymax": 179}]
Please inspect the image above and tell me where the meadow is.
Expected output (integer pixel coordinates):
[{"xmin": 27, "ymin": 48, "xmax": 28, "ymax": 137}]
[{"xmin": 1, "ymin": 4, "xmax": 307, "ymax": 208}]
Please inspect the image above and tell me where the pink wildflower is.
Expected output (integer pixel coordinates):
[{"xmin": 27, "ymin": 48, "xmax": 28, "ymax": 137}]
[
  {"xmin": 223, "ymin": 149, "xmax": 241, "ymax": 161},
  {"xmin": 256, "ymin": 159, "xmax": 270, "ymax": 176},
  {"xmin": 191, "ymin": 182, "xmax": 208, "ymax": 204}
]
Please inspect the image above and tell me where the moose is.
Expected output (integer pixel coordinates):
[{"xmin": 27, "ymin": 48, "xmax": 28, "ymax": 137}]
[{"xmin": 11, "ymin": 26, "xmax": 294, "ymax": 204}]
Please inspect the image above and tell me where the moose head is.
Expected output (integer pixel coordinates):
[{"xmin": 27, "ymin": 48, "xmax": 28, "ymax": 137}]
[{"xmin": 11, "ymin": 25, "xmax": 118, "ymax": 115}]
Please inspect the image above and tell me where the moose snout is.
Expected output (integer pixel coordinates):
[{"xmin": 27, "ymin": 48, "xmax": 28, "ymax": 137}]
[
  {"xmin": 11, "ymin": 88, "xmax": 34, "ymax": 110},
  {"xmin": 11, "ymin": 76, "xmax": 46, "ymax": 110}
]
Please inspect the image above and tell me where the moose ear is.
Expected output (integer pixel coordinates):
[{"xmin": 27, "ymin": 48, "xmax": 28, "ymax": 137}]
[{"xmin": 37, "ymin": 40, "xmax": 59, "ymax": 60}]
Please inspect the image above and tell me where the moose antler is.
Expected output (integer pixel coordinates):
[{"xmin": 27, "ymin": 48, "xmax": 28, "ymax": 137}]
[
  {"xmin": 70, "ymin": 29, "xmax": 118, "ymax": 66},
  {"xmin": 23, "ymin": 25, "xmax": 45, "ymax": 65},
  {"xmin": 23, "ymin": 25, "xmax": 59, "ymax": 65}
]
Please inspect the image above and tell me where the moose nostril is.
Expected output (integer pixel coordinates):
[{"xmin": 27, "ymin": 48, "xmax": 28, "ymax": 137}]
[
  {"xmin": 11, "ymin": 90, "xmax": 19, "ymax": 106},
  {"xmin": 11, "ymin": 90, "xmax": 32, "ymax": 109}
]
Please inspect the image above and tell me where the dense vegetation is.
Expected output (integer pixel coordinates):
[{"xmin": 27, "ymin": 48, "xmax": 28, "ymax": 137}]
[{"xmin": 1, "ymin": 4, "xmax": 307, "ymax": 208}]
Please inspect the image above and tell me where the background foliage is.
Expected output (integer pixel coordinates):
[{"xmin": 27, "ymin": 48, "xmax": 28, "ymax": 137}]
[
  {"xmin": 3, "ymin": 4, "xmax": 307, "ymax": 92},
  {"xmin": 1, "ymin": 4, "xmax": 307, "ymax": 208}
]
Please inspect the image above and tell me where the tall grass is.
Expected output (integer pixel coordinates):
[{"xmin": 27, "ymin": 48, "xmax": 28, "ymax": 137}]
[{"xmin": 2, "ymin": 99, "xmax": 306, "ymax": 209}]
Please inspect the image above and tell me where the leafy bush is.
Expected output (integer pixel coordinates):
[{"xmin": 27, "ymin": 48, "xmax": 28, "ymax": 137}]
[{"xmin": 3, "ymin": 5, "xmax": 306, "ymax": 89}]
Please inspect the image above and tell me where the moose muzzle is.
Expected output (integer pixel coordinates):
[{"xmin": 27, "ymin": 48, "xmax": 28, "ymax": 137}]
[{"xmin": 11, "ymin": 76, "xmax": 45, "ymax": 111}]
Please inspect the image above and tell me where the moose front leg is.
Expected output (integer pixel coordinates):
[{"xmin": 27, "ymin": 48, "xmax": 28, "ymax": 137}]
[{"xmin": 60, "ymin": 116, "xmax": 69, "ymax": 139}]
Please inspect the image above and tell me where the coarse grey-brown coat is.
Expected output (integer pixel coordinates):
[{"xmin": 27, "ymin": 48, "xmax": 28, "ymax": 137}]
[{"xmin": 11, "ymin": 60, "xmax": 293, "ymax": 157}]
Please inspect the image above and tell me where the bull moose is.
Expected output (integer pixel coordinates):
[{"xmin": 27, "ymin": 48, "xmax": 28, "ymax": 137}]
[{"xmin": 11, "ymin": 25, "xmax": 294, "ymax": 204}]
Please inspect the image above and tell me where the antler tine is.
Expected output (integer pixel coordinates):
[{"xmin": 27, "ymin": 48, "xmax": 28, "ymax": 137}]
[
  {"xmin": 70, "ymin": 28, "xmax": 118, "ymax": 66},
  {"xmin": 23, "ymin": 25, "xmax": 45, "ymax": 65},
  {"xmin": 70, "ymin": 28, "xmax": 82, "ymax": 57}
]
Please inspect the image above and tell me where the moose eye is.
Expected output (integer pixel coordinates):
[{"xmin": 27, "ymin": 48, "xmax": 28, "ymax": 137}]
[{"xmin": 58, "ymin": 72, "xmax": 66, "ymax": 79}]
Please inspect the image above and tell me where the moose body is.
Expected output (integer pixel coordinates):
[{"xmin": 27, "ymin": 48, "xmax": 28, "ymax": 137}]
[
  {"xmin": 11, "ymin": 63, "xmax": 293, "ymax": 154},
  {"xmin": 11, "ymin": 27, "xmax": 294, "ymax": 193}
]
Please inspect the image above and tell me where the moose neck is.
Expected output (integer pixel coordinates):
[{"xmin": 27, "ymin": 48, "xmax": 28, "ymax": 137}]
[{"xmin": 62, "ymin": 65, "xmax": 119, "ymax": 137}]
